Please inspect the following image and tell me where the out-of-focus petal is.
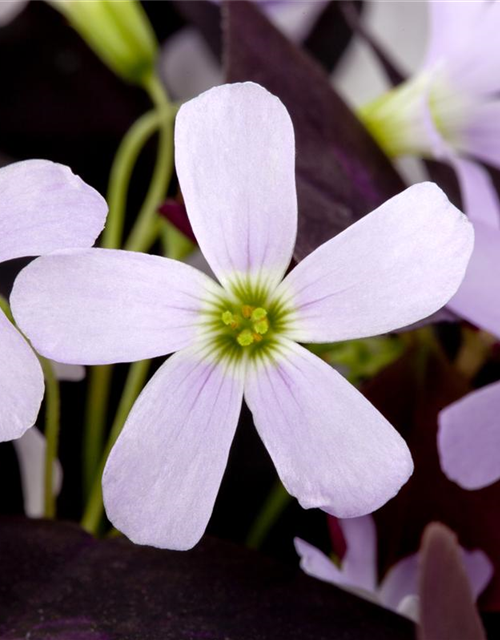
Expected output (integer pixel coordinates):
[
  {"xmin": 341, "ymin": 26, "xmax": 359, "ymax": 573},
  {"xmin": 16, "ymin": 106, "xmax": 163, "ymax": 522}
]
[
  {"xmin": 50, "ymin": 362, "xmax": 85, "ymax": 382},
  {"xmin": 338, "ymin": 516, "xmax": 377, "ymax": 592},
  {"xmin": 175, "ymin": 83, "xmax": 297, "ymax": 293},
  {"xmin": 160, "ymin": 27, "xmax": 222, "ymax": 102},
  {"xmin": 378, "ymin": 554, "xmax": 419, "ymax": 612},
  {"xmin": 447, "ymin": 222, "xmax": 500, "ymax": 339},
  {"xmin": 450, "ymin": 156, "xmax": 500, "ymax": 229},
  {"xmin": 13, "ymin": 426, "xmax": 63, "ymax": 518},
  {"xmin": 244, "ymin": 339, "xmax": 413, "ymax": 518},
  {"xmin": 278, "ymin": 183, "xmax": 473, "ymax": 344},
  {"xmin": 0, "ymin": 310, "xmax": 44, "ymax": 442},
  {"xmin": 0, "ymin": 160, "xmax": 107, "ymax": 263},
  {"xmin": 438, "ymin": 381, "xmax": 500, "ymax": 490},
  {"xmin": 458, "ymin": 101, "xmax": 500, "ymax": 175},
  {"xmin": 0, "ymin": 0, "xmax": 28, "ymax": 26},
  {"xmin": 461, "ymin": 548, "xmax": 494, "ymax": 601},
  {"xmin": 103, "ymin": 346, "xmax": 244, "ymax": 549},
  {"xmin": 397, "ymin": 595, "xmax": 419, "ymax": 623},
  {"xmin": 11, "ymin": 248, "xmax": 224, "ymax": 365},
  {"xmin": 294, "ymin": 538, "xmax": 344, "ymax": 584}
]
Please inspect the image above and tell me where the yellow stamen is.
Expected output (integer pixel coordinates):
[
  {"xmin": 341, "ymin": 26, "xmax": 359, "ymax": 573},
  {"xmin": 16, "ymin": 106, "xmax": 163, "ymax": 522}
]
[{"xmin": 237, "ymin": 329, "xmax": 254, "ymax": 346}]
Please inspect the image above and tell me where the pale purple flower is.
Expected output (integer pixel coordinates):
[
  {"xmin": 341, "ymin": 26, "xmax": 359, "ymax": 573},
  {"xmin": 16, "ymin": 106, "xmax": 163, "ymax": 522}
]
[
  {"xmin": 0, "ymin": 159, "xmax": 106, "ymax": 443},
  {"xmin": 295, "ymin": 515, "xmax": 492, "ymax": 622},
  {"xmin": 360, "ymin": 0, "xmax": 500, "ymax": 339},
  {"xmin": 438, "ymin": 380, "xmax": 500, "ymax": 491},
  {"xmin": 12, "ymin": 83, "xmax": 473, "ymax": 550}
]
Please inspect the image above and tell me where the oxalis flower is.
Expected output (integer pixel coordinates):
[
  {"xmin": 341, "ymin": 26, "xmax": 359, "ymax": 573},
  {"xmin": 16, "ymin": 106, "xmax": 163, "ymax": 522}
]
[
  {"xmin": 12, "ymin": 83, "xmax": 473, "ymax": 550},
  {"xmin": 359, "ymin": 0, "xmax": 500, "ymax": 337},
  {"xmin": 0, "ymin": 159, "xmax": 106, "ymax": 442},
  {"xmin": 295, "ymin": 515, "xmax": 492, "ymax": 622}
]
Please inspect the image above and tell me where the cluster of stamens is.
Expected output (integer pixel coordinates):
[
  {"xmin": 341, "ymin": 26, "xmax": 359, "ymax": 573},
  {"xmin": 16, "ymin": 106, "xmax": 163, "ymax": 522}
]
[{"xmin": 221, "ymin": 305, "xmax": 270, "ymax": 347}]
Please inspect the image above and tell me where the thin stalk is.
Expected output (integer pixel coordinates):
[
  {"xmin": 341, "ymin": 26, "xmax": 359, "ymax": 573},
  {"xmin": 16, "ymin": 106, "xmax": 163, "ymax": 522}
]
[
  {"xmin": 246, "ymin": 480, "xmax": 292, "ymax": 549},
  {"xmin": 103, "ymin": 109, "xmax": 161, "ymax": 250},
  {"xmin": 125, "ymin": 74, "xmax": 176, "ymax": 253},
  {"xmin": 81, "ymin": 359, "xmax": 151, "ymax": 534},
  {"xmin": 40, "ymin": 357, "xmax": 61, "ymax": 519}
]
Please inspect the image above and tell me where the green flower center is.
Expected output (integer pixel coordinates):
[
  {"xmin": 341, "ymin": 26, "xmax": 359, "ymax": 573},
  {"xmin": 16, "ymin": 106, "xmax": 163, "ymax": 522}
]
[
  {"xmin": 221, "ymin": 305, "xmax": 270, "ymax": 347},
  {"xmin": 200, "ymin": 279, "xmax": 294, "ymax": 363}
]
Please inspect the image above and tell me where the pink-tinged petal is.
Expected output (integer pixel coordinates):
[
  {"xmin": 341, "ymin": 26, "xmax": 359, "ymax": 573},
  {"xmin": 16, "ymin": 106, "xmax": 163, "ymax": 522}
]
[
  {"xmin": 0, "ymin": 310, "xmax": 44, "ymax": 442},
  {"xmin": 175, "ymin": 82, "xmax": 297, "ymax": 292},
  {"xmin": 450, "ymin": 156, "xmax": 500, "ymax": 229},
  {"xmin": 103, "ymin": 346, "xmax": 244, "ymax": 549},
  {"xmin": 11, "ymin": 248, "xmax": 224, "ymax": 365},
  {"xmin": 438, "ymin": 381, "xmax": 500, "ymax": 490},
  {"xmin": 462, "ymin": 548, "xmax": 494, "ymax": 601},
  {"xmin": 338, "ymin": 516, "xmax": 377, "ymax": 592},
  {"xmin": 13, "ymin": 426, "xmax": 63, "ymax": 518},
  {"xmin": 244, "ymin": 340, "xmax": 413, "ymax": 518},
  {"xmin": 447, "ymin": 222, "xmax": 500, "ymax": 340},
  {"xmin": 0, "ymin": 160, "xmax": 107, "ymax": 263},
  {"xmin": 378, "ymin": 554, "xmax": 419, "ymax": 612},
  {"xmin": 278, "ymin": 183, "xmax": 473, "ymax": 344},
  {"xmin": 294, "ymin": 538, "xmax": 345, "ymax": 584}
]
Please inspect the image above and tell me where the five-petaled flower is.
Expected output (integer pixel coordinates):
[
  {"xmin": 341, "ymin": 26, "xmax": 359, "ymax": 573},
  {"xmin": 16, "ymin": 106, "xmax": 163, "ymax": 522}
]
[
  {"xmin": 0, "ymin": 159, "xmax": 106, "ymax": 443},
  {"xmin": 360, "ymin": 0, "xmax": 500, "ymax": 339},
  {"xmin": 12, "ymin": 83, "xmax": 474, "ymax": 549}
]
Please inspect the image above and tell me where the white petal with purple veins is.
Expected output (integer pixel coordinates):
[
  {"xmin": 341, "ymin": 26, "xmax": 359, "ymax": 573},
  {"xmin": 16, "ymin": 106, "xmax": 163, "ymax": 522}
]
[
  {"xmin": 0, "ymin": 309, "xmax": 44, "ymax": 441},
  {"xmin": 11, "ymin": 248, "xmax": 224, "ymax": 365},
  {"xmin": 103, "ymin": 346, "xmax": 244, "ymax": 549},
  {"xmin": 0, "ymin": 160, "xmax": 107, "ymax": 263},
  {"xmin": 175, "ymin": 82, "xmax": 297, "ymax": 292},
  {"xmin": 244, "ymin": 340, "xmax": 413, "ymax": 518},
  {"xmin": 278, "ymin": 183, "xmax": 473, "ymax": 344}
]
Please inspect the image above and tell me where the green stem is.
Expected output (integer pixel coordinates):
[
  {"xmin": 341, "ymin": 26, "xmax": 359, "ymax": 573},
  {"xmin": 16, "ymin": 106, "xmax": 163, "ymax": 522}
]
[
  {"xmin": 40, "ymin": 357, "xmax": 61, "ymax": 519},
  {"xmin": 81, "ymin": 358, "xmax": 151, "ymax": 534},
  {"xmin": 246, "ymin": 480, "xmax": 292, "ymax": 549},
  {"xmin": 125, "ymin": 74, "xmax": 176, "ymax": 253},
  {"xmin": 102, "ymin": 109, "xmax": 161, "ymax": 250},
  {"xmin": 82, "ymin": 364, "xmax": 113, "ymax": 498}
]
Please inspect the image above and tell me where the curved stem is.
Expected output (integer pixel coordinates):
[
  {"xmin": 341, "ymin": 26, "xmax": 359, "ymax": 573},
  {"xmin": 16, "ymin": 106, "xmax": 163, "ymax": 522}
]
[
  {"xmin": 81, "ymin": 359, "xmax": 151, "ymax": 534},
  {"xmin": 103, "ymin": 109, "xmax": 161, "ymax": 250},
  {"xmin": 40, "ymin": 357, "xmax": 61, "ymax": 519},
  {"xmin": 246, "ymin": 480, "xmax": 292, "ymax": 549},
  {"xmin": 125, "ymin": 74, "xmax": 176, "ymax": 253}
]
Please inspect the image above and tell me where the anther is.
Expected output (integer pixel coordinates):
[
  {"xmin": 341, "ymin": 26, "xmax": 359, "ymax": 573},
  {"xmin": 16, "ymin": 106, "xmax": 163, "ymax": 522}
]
[{"xmin": 237, "ymin": 329, "xmax": 254, "ymax": 346}]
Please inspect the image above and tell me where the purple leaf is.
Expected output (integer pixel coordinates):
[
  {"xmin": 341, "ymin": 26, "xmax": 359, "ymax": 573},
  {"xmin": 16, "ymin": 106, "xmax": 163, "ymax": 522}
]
[
  {"xmin": 0, "ymin": 517, "xmax": 414, "ymax": 639},
  {"xmin": 224, "ymin": 0, "xmax": 405, "ymax": 260},
  {"xmin": 418, "ymin": 523, "xmax": 486, "ymax": 640}
]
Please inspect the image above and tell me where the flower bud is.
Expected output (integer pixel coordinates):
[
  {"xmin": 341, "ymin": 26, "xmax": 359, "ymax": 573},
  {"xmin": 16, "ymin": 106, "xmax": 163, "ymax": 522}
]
[{"xmin": 49, "ymin": 0, "xmax": 158, "ymax": 86}]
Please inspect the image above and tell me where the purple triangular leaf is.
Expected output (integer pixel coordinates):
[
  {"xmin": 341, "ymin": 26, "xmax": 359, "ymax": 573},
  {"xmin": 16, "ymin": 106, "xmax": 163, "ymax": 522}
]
[{"xmin": 224, "ymin": 0, "xmax": 405, "ymax": 260}]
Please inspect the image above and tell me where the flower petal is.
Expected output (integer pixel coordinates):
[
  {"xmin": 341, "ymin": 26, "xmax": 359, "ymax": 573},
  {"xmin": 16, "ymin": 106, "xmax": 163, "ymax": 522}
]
[
  {"xmin": 175, "ymin": 82, "xmax": 297, "ymax": 292},
  {"xmin": 438, "ymin": 381, "xmax": 500, "ymax": 490},
  {"xmin": 458, "ymin": 101, "xmax": 500, "ymax": 175},
  {"xmin": 447, "ymin": 222, "xmax": 500, "ymax": 340},
  {"xmin": 0, "ymin": 310, "xmax": 44, "ymax": 442},
  {"xmin": 278, "ymin": 183, "xmax": 473, "ymax": 344},
  {"xmin": 0, "ymin": 160, "xmax": 107, "ymax": 263},
  {"xmin": 0, "ymin": 0, "xmax": 27, "ymax": 26},
  {"xmin": 294, "ymin": 537, "xmax": 345, "ymax": 584},
  {"xmin": 450, "ymin": 156, "xmax": 500, "ymax": 230},
  {"xmin": 338, "ymin": 516, "xmax": 377, "ymax": 592},
  {"xmin": 103, "ymin": 346, "xmax": 244, "ymax": 549},
  {"xmin": 51, "ymin": 362, "xmax": 86, "ymax": 382},
  {"xmin": 11, "ymin": 248, "xmax": 224, "ymax": 365},
  {"xmin": 244, "ymin": 340, "xmax": 413, "ymax": 518},
  {"xmin": 13, "ymin": 426, "xmax": 63, "ymax": 518},
  {"xmin": 462, "ymin": 549, "xmax": 493, "ymax": 601},
  {"xmin": 378, "ymin": 554, "xmax": 418, "ymax": 612}
]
